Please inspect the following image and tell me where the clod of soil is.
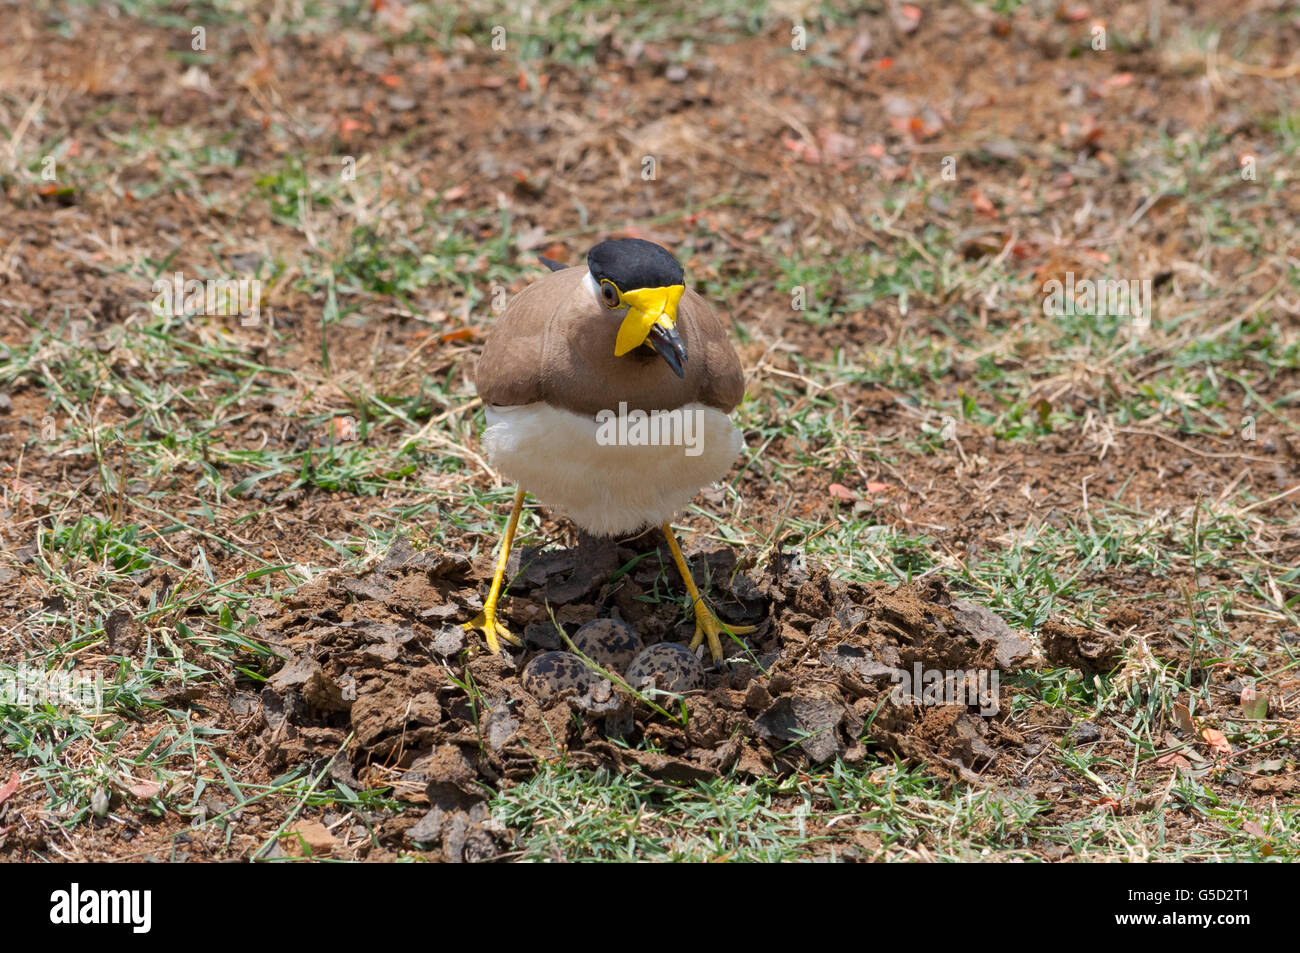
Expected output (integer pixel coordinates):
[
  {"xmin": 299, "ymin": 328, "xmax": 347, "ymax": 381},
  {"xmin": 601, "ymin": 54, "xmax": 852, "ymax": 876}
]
[{"xmin": 1042, "ymin": 619, "xmax": 1125, "ymax": 674}]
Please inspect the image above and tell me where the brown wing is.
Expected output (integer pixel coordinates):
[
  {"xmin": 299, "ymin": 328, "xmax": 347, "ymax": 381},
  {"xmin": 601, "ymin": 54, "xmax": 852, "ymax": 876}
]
[
  {"xmin": 679, "ymin": 287, "xmax": 745, "ymax": 414},
  {"xmin": 474, "ymin": 267, "xmax": 745, "ymax": 416},
  {"xmin": 472, "ymin": 267, "xmax": 578, "ymax": 408}
]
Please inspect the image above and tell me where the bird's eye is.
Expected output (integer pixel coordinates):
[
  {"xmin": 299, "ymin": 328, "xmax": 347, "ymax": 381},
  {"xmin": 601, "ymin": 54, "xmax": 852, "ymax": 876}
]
[{"xmin": 600, "ymin": 281, "xmax": 620, "ymax": 308}]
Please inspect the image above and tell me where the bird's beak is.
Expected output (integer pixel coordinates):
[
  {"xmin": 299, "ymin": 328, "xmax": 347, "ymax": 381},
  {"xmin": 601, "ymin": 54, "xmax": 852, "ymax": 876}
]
[
  {"xmin": 647, "ymin": 322, "xmax": 687, "ymax": 378},
  {"xmin": 614, "ymin": 284, "xmax": 685, "ymax": 359}
]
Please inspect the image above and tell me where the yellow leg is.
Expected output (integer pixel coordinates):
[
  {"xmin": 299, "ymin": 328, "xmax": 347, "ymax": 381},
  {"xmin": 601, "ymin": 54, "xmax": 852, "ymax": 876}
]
[
  {"xmin": 464, "ymin": 486, "xmax": 526, "ymax": 653},
  {"xmin": 661, "ymin": 522, "xmax": 756, "ymax": 663}
]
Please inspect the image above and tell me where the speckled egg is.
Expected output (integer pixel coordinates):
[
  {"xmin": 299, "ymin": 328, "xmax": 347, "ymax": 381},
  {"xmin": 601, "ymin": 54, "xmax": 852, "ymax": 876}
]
[
  {"xmin": 571, "ymin": 618, "xmax": 644, "ymax": 674},
  {"xmin": 624, "ymin": 643, "xmax": 705, "ymax": 696},
  {"xmin": 522, "ymin": 651, "xmax": 599, "ymax": 701}
]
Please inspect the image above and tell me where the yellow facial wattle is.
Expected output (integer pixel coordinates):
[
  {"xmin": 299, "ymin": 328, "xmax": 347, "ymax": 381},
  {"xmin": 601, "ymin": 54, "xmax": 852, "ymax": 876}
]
[{"xmin": 613, "ymin": 284, "xmax": 685, "ymax": 356}]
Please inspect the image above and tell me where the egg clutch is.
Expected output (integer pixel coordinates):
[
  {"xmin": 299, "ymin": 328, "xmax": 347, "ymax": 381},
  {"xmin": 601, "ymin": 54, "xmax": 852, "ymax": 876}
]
[{"xmin": 521, "ymin": 618, "xmax": 705, "ymax": 703}]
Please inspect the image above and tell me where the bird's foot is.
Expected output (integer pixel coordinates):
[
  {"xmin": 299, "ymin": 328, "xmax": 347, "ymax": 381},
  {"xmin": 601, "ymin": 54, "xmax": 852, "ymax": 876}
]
[
  {"xmin": 463, "ymin": 603, "xmax": 521, "ymax": 654},
  {"xmin": 688, "ymin": 602, "xmax": 757, "ymax": 664}
]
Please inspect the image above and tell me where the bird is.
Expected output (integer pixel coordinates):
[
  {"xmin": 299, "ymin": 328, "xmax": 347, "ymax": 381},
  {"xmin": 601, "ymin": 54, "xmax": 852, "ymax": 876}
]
[{"xmin": 464, "ymin": 237, "xmax": 756, "ymax": 663}]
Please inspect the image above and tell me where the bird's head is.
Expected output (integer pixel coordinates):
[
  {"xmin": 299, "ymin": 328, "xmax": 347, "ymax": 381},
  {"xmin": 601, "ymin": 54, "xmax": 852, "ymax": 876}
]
[{"xmin": 586, "ymin": 238, "xmax": 688, "ymax": 378}]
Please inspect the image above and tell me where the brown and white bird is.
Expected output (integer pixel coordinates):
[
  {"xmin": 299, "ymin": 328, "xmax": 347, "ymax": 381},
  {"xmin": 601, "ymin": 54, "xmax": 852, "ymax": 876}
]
[{"xmin": 464, "ymin": 238, "xmax": 755, "ymax": 662}]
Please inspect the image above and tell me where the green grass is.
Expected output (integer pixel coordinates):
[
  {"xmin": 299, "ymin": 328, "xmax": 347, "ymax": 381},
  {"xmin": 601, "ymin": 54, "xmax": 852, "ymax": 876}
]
[{"xmin": 491, "ymin": 749, "xmax": 1295, "ymax": 861}]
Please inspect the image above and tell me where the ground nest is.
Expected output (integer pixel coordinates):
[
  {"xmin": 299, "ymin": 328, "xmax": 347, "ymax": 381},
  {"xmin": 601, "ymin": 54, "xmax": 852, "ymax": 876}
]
[{"xmin": 250, "ymin": 534, "xmax": 1063, "ymax": 859}]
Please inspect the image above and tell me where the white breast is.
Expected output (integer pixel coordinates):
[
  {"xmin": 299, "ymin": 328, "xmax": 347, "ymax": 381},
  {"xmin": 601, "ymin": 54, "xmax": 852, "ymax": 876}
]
[{"xmin": 482, "ymin": 402, "xmax": 744, "ymax": 537}]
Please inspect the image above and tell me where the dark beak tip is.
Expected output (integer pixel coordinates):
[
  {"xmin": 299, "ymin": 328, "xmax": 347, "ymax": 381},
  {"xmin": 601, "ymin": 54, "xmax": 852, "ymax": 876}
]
[{"xmin": 646, "ymin": 324, "xmax": 688, "ymax": 378}]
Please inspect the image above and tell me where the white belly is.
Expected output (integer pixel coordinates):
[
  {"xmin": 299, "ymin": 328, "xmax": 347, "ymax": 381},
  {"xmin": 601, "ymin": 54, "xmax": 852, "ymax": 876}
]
[{"xmin": 483, "ymin": 402, "xmax": 744, "ymax": 536}]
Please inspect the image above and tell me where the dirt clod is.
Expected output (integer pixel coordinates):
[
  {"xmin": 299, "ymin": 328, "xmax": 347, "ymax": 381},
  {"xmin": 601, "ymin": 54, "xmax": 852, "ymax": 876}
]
[{"xmin": 1042, "ymin": 620, "xmax": 1124, "ymax": 674}]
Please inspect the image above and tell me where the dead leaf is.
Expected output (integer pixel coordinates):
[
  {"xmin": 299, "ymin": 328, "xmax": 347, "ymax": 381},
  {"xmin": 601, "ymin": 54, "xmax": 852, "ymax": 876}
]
[
  {"xmin": 331, "ymin": 417, "xmax": 359, "ymax": 441},
  {"xmin": 1096, "ymin": 73, "xmax": 1134, "ymax": 94},
  {"xmin": 1056, "ymin": 4, "xmax": 1091, "ymax": 22},
  {"xmin": 1163, "ymin": 731, "xmax": 1208, "ymax": 763},
  {"xmin": 127, "ymin": 782, "xmax": 162, "ymax": 800},
  {"xmin": 1240, "ymin": 684, "xmax": 1268, "ymax": 720},
  {"xmin": 1246, "ymin": 759, "xmax": 1285, "ymax": 775},
  {"xmin": 781, "ymin": 133, "xmax": 821, "ymax": 164},
  {"xmin": 828, "ymin": 483, "xmax": 855, "ymax": 503},
  {"xmin": 1172, "ymin": 702, "xmax": 1195, "ymax": 734},
  {"xmin": 338, "ymin": 117, "xmax": 368, "ymax": 139},
  {"xmin": 897, "ymin": 4, "xmax": 923, "ymax": 32},
  {"xmin": 1200, "ymin": 727, "xmax": 1232, "ymax": 758},
  {"xmin": 0, "ymin": 773, "xmax": 18, "ymax": 806},
  {"xmin": 969, "ymin": 189, "xmax": 996, "ymax": 216},
  {"xmin": 283, "ymin": 821, "xmax": 338, "ymax": 857}
]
